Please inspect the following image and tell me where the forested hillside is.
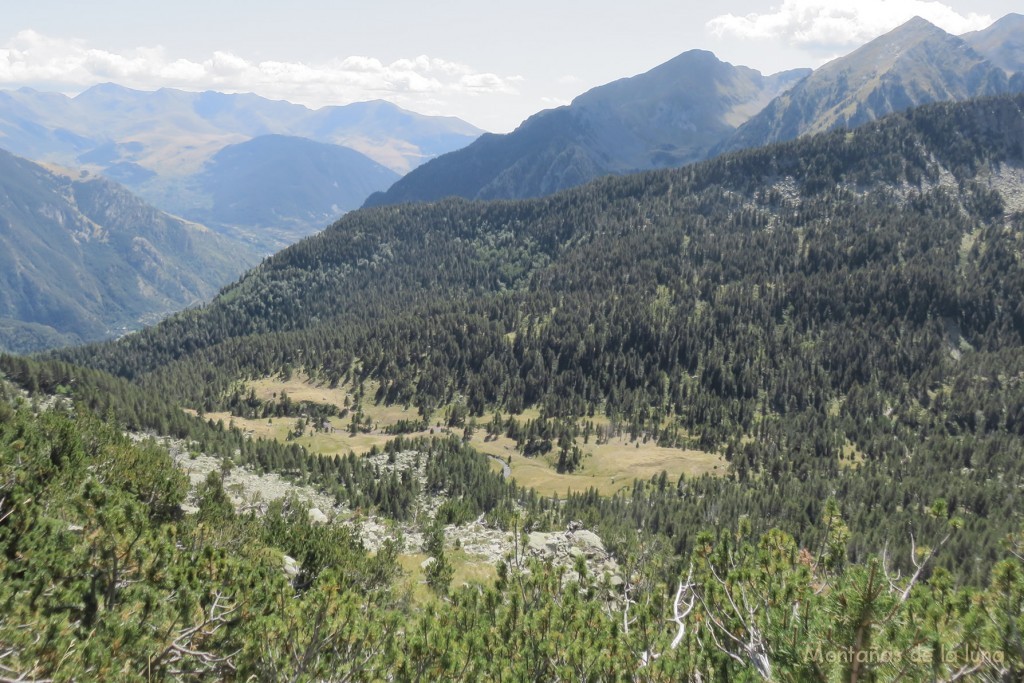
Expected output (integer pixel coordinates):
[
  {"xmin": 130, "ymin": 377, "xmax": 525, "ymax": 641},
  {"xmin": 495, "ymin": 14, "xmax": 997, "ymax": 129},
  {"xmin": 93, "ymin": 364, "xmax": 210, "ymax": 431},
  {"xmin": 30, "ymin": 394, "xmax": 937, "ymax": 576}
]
[
  {"xmin": 4, "ymin": 93, "xmax": 1024, "ymax": 679},
  {"xmin": 3, "ymin": 391, "xmax": 1023, "ymax": 680},
  {"xmin": 48, "ymin": 94, "xmax": 1024, "ymax": 574}
]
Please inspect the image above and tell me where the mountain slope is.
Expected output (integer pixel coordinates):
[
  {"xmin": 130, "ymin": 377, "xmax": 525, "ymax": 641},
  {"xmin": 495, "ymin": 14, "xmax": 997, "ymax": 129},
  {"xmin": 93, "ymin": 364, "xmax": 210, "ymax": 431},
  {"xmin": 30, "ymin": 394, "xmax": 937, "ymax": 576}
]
[
  {"xmin": 364, "ymin": 50, "xmax": 808, "ymax": 206},
  {"xmin": 172, "ymin": 135, "xmax": 399, "ymax": 249},
  {"xmin": 0, "ymin": 85, "xmax": 483, "ymax": 247},
  {"xmin": 58, "ymin": 95, "xmax": 1024, "ymax": 580},
  {"xmin": 963, "ymin": 12, "xmax": 1024, "ymax": 74},
  {"xmin": 72, "ymin": 94, "xmax": 1024, "ymax": 401},
  {"xmin": 0, "ymin": 149, "xmax": 256, "ymax": 352},
  {"xmin": 717, "ymin": 16, "xmax": 1021, "ymax": 154}
]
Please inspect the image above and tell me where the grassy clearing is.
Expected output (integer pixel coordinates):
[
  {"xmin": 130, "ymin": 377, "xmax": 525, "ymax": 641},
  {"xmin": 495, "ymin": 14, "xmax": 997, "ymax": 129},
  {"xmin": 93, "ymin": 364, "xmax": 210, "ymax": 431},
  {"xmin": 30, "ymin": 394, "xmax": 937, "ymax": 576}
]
[
  {"xmin": 203, "ymin": 375, "xmax": 728, "ymax": 494},
  {"xmin": 249, "ymin": 374, "xmax": 435, "ymax": 427},
  {"xmin": 469, "ymin": 432, "xmax": 725, "ymax": 497},
  {"xmin": 839, "ymin": 440, "xmax": 867, "ymax": 469},
  {"xmin": 397, "ymin": 553, "xmax": 434, "ymax": 604},
  {"xmin": 397, "ymin": 550, "xmax": 499, "ymax": 605},
  {"xmin": 199, "ymin": 411, "xmax": 400, "ymax": 457},
  {"xmin": 248, "ymin": 375, "xmax": 351, "ymax": 406}
]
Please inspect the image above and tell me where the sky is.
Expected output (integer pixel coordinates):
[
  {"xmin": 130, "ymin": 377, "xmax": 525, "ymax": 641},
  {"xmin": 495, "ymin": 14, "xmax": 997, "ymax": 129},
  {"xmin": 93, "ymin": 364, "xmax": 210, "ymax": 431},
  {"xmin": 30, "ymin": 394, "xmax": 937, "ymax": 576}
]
[{"xmin": 0, "ymin": 0, "xmax": 1019, "ymax": 132}]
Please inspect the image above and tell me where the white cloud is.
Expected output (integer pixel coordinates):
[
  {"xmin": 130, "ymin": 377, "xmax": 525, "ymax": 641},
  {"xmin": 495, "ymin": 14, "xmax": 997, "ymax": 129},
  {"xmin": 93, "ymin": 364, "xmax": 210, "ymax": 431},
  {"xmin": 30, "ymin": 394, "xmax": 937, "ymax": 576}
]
[
  {"xmin": 540, "ymin": 96, "xmax": 572, "ymax": 107},
  {"xmin": 707, "ymin": 0, "xmax": 992, "ymax": 51},
  {"xmin": 0, "ymin": 30, "xmax": 519, "ymax": 111}
]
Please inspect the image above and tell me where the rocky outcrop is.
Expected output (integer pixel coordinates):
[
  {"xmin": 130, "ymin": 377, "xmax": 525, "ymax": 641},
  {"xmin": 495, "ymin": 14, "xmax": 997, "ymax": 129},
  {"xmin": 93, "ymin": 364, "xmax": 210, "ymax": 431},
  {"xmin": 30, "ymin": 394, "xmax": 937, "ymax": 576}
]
[
  {"xmin": 134, "ymin": 433, "xmax": 342, "ymax": 515},
  {"xmin": 153, "ymin": 434, "xmax": 623, "ymax": 589},
  {"xmin": 307, "ymin": 508, "xmax": 329, "ymax": 525},
  {"xmin": 526, "ymin": 525, "xmax": 623, "ymax": 587}
]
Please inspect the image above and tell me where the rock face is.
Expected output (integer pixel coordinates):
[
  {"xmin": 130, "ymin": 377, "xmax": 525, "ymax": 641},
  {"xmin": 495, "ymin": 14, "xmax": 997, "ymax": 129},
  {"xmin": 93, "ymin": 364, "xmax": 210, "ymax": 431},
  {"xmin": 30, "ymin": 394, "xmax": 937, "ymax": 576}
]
[
  {"xmin": 526, "ymin": 527, "xmax": 622, "ymax": 586},
  {"xmin": 137, "ymin": 433, "xmax": 341, "ymax": 515},
  {"xmin": 282, "ymin": 555, "xmax": 300, "ymax": 580}
]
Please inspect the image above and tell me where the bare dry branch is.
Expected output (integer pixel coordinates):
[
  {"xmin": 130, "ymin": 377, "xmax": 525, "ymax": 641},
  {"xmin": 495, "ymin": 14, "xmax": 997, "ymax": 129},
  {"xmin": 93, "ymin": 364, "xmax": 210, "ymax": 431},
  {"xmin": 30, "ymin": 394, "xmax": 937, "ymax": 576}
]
[
  {"xmin": 942, "ymin": 661, "xmax": 986, "ymax": 682},
  {"xmin": 669, "ymin": 565, "xmax": 696, "ymax": 651}
]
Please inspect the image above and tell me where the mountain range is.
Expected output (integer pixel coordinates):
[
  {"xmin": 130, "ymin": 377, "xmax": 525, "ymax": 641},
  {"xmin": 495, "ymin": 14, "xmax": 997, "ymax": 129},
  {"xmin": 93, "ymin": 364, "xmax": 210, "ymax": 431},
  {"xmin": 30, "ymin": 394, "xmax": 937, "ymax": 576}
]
[
  {"xmin": 364, "ymin": 51, "xmax": 809, "ymax": 206},
  {"xmin": 0, "ymin": 149, "xmax": 256, "ymax": 353},
  {"xmin": 0, "ymin": 84, "xmax": 482, "ymax": 176},
  {"xmin": 717, "ymin": 14, "xmax": 1024, "ymax": 155},
  {"xmin": 368, "ymin": 14, "xmax": 1024, "ymax": 208},
  {"xmin": 6, "ymin": 15, "xmax": 1022, "ymax": 232},
  {"xmin": 4, "ymin": 13, "xmax": 1024, "ymax": 352},
  {"xmin": 0, "ymin": 85, "xmax": 482, "ymax": 247}
]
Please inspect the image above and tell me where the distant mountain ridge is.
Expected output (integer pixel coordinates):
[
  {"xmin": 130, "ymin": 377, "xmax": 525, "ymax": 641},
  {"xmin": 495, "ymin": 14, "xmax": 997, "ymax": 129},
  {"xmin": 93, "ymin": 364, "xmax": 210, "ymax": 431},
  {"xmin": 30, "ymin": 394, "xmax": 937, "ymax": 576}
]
[
  {"xmin": 963, "ymin": 13, "xmax": 1024, "ymax": 74},
  {"xmin": 366, "ymin": 14, "xmax": 1024, "ymax": 208},
  {"xmin": 0, "ymin": 148, "xmax": 256, "ymax": 353},
  {"xmin": 0, "ymin": 84, "xmax": 482, "ymax": 176},
  {"xmin": 177, "ymin": 135, "xmax": 399, "ymax": 249},
  {"xmin": 0, "ymin": 85, "xmax": 483, "ymax": 248},
  {"xmin": 716, "ymin": 16, "xmax": 1024, "ymax": 155},
  {"xmin": 364, "ymin": 50, "xmax": 809, "ymax": 207},
  {"xmin": 153, "ymin": 136, "xmax": 398, "ymax": 252}
]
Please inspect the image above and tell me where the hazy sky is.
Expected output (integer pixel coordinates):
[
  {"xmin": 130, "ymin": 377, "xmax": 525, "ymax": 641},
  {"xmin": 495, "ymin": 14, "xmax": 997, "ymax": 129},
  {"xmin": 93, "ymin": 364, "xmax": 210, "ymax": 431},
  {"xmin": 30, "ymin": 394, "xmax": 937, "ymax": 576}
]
[{"xmin": 1, "ymin": 0, "xmax": 1019, "ymax": 132}]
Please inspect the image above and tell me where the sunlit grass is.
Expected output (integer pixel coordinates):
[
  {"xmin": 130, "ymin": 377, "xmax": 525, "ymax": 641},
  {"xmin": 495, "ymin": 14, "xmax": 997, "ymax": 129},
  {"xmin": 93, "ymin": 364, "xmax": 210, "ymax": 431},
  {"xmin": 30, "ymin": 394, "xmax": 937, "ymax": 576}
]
[
  {"xmin": 199, "ymin": 375, "xmax": 728, "ymax": 495},
  {"xmin": 470, "ymin": 432, "xmax": 725, "ymax": 497},
  {"xmin": 397, "ymin": 550, "xmax": 499, "ymax": 605}
]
